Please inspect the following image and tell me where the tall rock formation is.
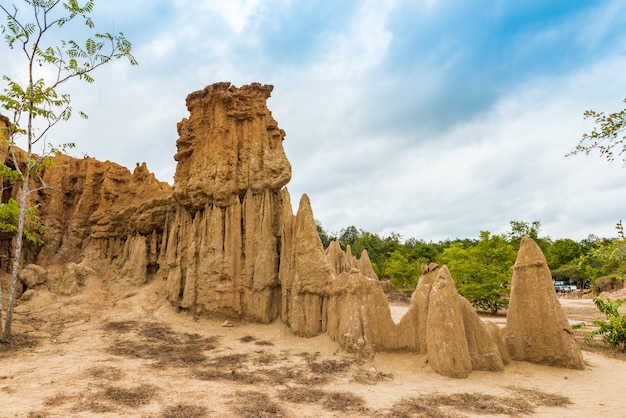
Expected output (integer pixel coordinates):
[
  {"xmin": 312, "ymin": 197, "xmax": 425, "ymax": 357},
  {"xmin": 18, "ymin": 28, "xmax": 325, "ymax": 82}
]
[
  {"xmin": 425, "ymin": 266, "xmax": 472, "ymax": 378},
  {"xmin": 164, "ymin": 82, "xmax": 291, "ymax": 323},
  {"xmin": 327, "ymin": 268, "xmax": 397, "ymax": 357},
  {"xmin": 505, "ymin": 236, "xmax": 584, "ymax": 369}
]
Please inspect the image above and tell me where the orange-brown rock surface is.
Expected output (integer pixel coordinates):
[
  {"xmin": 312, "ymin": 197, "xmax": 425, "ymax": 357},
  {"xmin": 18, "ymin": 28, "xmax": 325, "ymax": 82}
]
[
  {"xmin": 0, "ymin": 148, "xmax": 172, "ymax": 279},
  {"xmin": 40, "ymin": 159, "xmax": 171, "ymax": 264},
  {"xmin": 173, "ymin": 82, "xmax": 291, "ymax": 209}
]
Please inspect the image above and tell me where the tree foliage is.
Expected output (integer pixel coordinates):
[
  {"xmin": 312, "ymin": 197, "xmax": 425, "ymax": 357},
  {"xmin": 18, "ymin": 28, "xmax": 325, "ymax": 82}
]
[
  {"xmin": 0, "ymin": 0, "xmax": 136, "ymax": 341},
  {"xmin": 569, "ymin": 98, "xmax": 626, "ymax": 165},
  {"xmin": 439, "ymin": 231, "xmax": 515, "ymax": 314},
  {"xmin": 588, "ymin": 221, "xmax": 626, "ymax": 274},
  {"xmin": 506, "ymin": 220, "xmax": 550, "ymax": 251},
  {"xmin": 0, "ymin": 197, "xmax": 46, "ymax": 246},
  {"xmin": 384, "ymin": 252, "xmax": 419, "ymax": 289},
  {"xmin": 546, "ymin": 238, "xmax": 584, "ymax": 270},
  {"xmin": 576, "ymin": 222, "xmax": 626, "ymax": 292}
]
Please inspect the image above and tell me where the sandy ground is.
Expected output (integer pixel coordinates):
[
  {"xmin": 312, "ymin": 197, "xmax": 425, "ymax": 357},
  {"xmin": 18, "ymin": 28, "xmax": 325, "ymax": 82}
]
[{"xmin": 1, "ymin": 277, "xmax": 625, "ymax": 418}]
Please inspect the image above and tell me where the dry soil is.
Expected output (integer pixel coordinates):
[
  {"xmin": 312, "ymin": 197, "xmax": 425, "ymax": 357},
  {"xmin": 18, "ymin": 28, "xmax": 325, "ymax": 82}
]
[{"xmin": 1, "ymin": 276, "xmax": 625, "ymax": 417}]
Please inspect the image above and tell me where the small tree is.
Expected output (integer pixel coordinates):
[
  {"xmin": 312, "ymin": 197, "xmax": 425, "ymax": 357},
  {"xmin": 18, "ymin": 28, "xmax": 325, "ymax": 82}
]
[
  {"xmin": 0, "ymin": 0, "xmax": 137, "ymax": 341},
  {"xmin": 337, "ymin": 225, "xmax": 360, "ymax": 250},
  {"xmin": 584, "ymin": 298, "xmax": 626, "ymax": 352}
]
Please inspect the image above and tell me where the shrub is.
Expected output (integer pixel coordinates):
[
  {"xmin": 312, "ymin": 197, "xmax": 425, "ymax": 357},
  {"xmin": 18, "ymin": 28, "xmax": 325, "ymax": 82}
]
[{"xmin": 584, "ymin": 298, "xmax": 626, "ymax": 352}]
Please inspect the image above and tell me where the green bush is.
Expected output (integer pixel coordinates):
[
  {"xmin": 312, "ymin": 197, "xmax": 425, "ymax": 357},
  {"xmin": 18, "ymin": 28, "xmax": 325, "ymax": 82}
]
[{"xmin": 584, "ymin": 298, "xmax": 626, "ymax": 352}]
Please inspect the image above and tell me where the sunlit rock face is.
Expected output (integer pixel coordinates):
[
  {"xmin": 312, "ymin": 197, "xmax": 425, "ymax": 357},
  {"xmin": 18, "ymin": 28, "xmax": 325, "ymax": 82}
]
[
  {"xmin": 505, "ymin": 236, "xmax": 585, "ymax": 370},
  {"xmin": 173, "ymin": 82, "xmax": 291, "ymax": 210},
  {"xmin": 0, "ymin": 151, "xmax": 172, "ymax": 277},
  {"xmin": 279, "ymin": 193, "xmax": 335, "ymax": 337},
  {"xmin": 163, "ymin": 83, "xmax": 333, "ymax": 329},
  {"xmin": 327, "ymin": 268, "xmax": 396, "ymax": 358},
  {"xmin": 165, "ymin": 83, "xmax": 292, "ymax": 322}
]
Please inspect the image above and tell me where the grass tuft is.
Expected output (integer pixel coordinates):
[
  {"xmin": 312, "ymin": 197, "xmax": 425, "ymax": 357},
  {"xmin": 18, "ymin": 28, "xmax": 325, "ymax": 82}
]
[
  {"xmin": 384, "ymin": 387, "xmax": 572, "ymax": 417},
  {"xmin": 0, "ymin": 333, "xmax": 39, "ymax": 353},
  {"xmin": 352, "ymin": 368, "xmax": 393, "ymax": 385},
  {"xmin": 161, "ymin": 403, "xmax": 209, "ymax": 418},
  {"xmin": 100, "ymin": 384, "xmax": 158, "ymax": 408},
  {"xmin": 278, "ymin": 386, "xmax": 366, "ymax": 412},
  {"xmin": 85, "ymin": 366, "xmax": 124, "ymax": 381},
  {"xmin": 230, "ymin": 391, "xmax": 287, "ymax": 418}
]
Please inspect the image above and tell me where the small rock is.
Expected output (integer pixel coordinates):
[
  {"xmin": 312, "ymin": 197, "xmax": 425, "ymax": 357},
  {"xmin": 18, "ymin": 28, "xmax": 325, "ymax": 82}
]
[
  {"xmin": 18, "ymin": 264, "xmax": 47, "ymax": 288},
  {"xmin": 20, "ymin": 289, "xmax": 36, "ymax": 301},
  {"xmin": 221, "ymin": 320, "xmax": 234, "ymax": 327}
]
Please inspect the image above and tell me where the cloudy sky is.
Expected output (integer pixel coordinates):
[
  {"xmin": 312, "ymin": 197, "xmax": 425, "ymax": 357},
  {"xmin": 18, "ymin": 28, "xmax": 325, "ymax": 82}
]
[{"xmin": 3, "ymin": 0, "xmax": 626, "ymax": 242}]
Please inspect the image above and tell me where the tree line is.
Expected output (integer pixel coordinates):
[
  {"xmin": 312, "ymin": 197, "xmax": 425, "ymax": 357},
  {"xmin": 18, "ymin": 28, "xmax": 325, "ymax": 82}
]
[{"xmin": 317, "ymin": 219, "xmax": 626, "ymax": 314}]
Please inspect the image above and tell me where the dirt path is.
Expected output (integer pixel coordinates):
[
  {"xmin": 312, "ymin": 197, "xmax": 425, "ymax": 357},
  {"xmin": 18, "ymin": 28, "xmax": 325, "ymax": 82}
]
[{"xmin": 1, "ymin": 279, "xmax": 624, "ymax": 417}]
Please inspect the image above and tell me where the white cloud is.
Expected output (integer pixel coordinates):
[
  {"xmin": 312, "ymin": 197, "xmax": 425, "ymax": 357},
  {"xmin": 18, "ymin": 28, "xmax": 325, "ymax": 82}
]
[
  {"xmin": 171, "ymin": 0, "xmax": 279, "ymax": 35},
  {"xmin": 204, "ymin": 0, "xmax": 263, "ymax": 34},
  {"xmin": 320, "ymin": 0, "xmax": 395, "ymax": 76},
  {"xmin": 299, "ymin": 46, "xmax": 626, "ymax": 241}
]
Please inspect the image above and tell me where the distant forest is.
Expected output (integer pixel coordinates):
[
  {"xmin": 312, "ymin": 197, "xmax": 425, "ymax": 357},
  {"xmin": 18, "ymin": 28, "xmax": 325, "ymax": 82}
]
[{"xmin": 317, "ymin": 219, "xmax": 626, "ymax": 314}]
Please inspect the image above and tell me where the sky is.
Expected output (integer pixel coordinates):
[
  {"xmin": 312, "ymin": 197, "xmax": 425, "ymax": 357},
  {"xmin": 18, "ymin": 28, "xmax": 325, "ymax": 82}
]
[{"xmin": 2, "ymin": 0, "xmax": 626, "ymax": 242}]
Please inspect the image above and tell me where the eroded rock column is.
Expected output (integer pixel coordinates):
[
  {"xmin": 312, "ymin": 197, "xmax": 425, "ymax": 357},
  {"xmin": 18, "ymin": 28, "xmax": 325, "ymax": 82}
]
[{"xmin": 165, "ymin": 82, "xmax": 291, "ymax": 322}]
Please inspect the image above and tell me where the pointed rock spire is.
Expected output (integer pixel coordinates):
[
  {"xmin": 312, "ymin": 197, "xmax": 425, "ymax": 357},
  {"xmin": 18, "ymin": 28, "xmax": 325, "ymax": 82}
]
[{"xmin": 505, "ymin": 236, "xmax": 584, "ymax": 369}]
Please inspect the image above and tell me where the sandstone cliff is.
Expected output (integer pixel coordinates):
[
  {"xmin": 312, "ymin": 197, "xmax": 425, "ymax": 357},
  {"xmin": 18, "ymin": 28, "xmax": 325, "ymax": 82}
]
[
  {"xmin": 163, "ymin": 83, "xmax": 298, "ymax": 325},
  {"xmin": 0, "ymin": 142, "xmax": 172, "ymax": 281}
]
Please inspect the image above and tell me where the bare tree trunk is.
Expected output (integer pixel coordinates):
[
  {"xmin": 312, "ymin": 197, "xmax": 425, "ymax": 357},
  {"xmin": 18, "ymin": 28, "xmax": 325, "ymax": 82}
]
[
  {"xmin": 0, "ymin": 258, "xmax": 3, "ymax": 336},
  {"xmin": 3, "ymin": 179, "xmax": 28, "ymax": 341}
]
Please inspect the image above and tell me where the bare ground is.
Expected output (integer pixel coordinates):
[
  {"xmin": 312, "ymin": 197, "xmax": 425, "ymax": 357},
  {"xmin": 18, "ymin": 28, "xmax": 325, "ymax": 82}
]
[{"xmin": 1, "ymin": 276, "xmax": 625, "ymax": 418}]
